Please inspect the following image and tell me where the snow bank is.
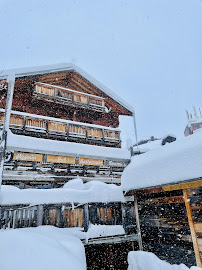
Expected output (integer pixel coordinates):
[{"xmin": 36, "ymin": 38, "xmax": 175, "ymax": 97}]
[
  {"xmin": 128, "ymin": 251, "xmax": 199, "ymax": 270},
  {"xmin": 1, "ymin": 185, "xmax": 19, "ymax": 191},
  {"xmin": 122, "ymin": 130, "xmax": 202, "ymax": 191},
  {"xmin": 0, "ymin": 180, "xmax": 125, "ymax": 205},
  {"xmin": 0, "ymin": 226, "xmax": 86, "ymax": 270},
  {"xmin": 6, "ymin": 130, "xmax": 130, "ymax": 161}
]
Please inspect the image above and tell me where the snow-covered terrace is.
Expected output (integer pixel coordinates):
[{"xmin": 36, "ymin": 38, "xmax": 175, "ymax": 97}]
[{"xmin": 122, "ymin": 130, "xmax": 202, "ymax": 191}]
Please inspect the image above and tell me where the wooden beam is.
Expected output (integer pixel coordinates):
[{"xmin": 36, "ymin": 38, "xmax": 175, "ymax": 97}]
[
  {"xmin": 198, "ymin": 239, "xmax": 202, "ymax": 252},
  {"xmin": 163, "ymin": 180, "xmax": 202, "ymax": 192},
  {"xmin": 143, "ymin": 195, "xmax": 184, "ymax": 204},
  {"xmin": 134, "ymin": 196, "xmax": 143, "ymax": 250},
  {"xmin": 183, "ymin": 189, "xmax": 202, "ymax": 268},
  {"xmin": 194, "ymin": 223, "xmax": 202, "ymax": 233}
]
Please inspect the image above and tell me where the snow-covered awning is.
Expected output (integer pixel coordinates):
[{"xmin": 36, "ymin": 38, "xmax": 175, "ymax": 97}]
[{"xmin": 122, "ymin": 130, "xmax": 202, "ymax": 191}]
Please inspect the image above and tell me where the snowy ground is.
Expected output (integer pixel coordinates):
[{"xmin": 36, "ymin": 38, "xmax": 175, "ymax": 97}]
[
  {"xmin": 0, "ymin": 226, "xmax": 86, "ymax": 270},
  {"xmin": 128, "ymin": 251, "xmax": 200, "ymax": 270}
]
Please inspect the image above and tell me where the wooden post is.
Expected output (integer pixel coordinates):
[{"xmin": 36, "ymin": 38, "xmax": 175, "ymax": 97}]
[
  {"xmin": 37, "ymin": 205, "xmax": 44, "ymax": 226},
  {"xmin": 83, "ymin": 204, "xmax": 89, "ymax": 232},
  {"xmin": 121, "ymin": 203, "xmax": 126, "ymax": 233},
  {"xmin": 183, "ymin": 189, "xmax": 202, "ymax": 268},
  {"xmin": 134, "ymin": 196, "xmax": 143, "ymax": 251}
]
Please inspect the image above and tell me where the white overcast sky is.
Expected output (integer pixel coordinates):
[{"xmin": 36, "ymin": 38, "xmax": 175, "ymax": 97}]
[{"xmin": 0, "ymin": 0, "xmax": 202, "ymax": 145}]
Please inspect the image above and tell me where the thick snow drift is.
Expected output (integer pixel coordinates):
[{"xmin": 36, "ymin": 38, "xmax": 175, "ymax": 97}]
[
  {"xmin": 0, "ymin": 179, "xmax": 125, "ymax": 205},
  {"xmin": 0, "ymin": 226, "xmax": 86, "ymax": 270},
  {"xmin": 128, "ymin": 251, "xmax": 200, "ymax": 270},
  {"xmin": 122, "ymin": 130, "xmax": 202, "ymax": 191}
]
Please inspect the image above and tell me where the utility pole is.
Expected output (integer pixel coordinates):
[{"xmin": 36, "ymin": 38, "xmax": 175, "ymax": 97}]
[{"xmin": 0, "ymin": 73, "xmax": 15, "ymax": 190}]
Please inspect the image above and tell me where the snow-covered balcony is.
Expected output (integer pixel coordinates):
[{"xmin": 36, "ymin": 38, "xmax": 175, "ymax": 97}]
[
  {"xmin": 34, "ymin": 82, "xmax": 105, "ymax": 112},
  {"xmin": 0, "ymin": 108, "xmax": 121, "ymax": 147}
]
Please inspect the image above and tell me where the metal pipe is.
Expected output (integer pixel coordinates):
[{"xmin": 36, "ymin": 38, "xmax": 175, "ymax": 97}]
[
  {"xmin": 132, "ymin": 109, "xmax": 139, "ymax": 151},
  {"xmin": 0, "ymin": 73, "xmax": 15, "ymax": 189}
]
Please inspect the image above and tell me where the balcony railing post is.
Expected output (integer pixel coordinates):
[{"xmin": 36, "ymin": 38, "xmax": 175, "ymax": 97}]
[
  {"xmin": 46, "ymin": 120, "xmax": 49, "ymax": 136},
  {"xmin": 102, "ymin": 129, "xmax": 105, "ymax": 142},
  {"xmin": 85, "ymin": 126, "xmax": 88, "ymax": 140},
  {"xmin": 121, "ymin": 203, "xmax": 127, "ymax": 233},
  {"xmin": 66, "ymin": 123, "xmax": 69, "ymax": 140},
  {"xmin": 83, "ymin": 203, "xmax": 89, "ymax": 232}
]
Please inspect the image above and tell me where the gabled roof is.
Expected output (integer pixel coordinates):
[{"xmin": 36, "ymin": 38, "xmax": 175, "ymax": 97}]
[
  {"xmin": 122, "ymin": 130, "xmax": 202, "ymax": 191},
  {"xmin": 0, "ymin": 63, "xmax": 133, "ymax": 114}
]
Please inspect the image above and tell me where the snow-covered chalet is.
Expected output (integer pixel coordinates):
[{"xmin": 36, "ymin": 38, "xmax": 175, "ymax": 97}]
[{"xmin": 0, "ymin": 63, "xmax": 133, "ymax": 187}]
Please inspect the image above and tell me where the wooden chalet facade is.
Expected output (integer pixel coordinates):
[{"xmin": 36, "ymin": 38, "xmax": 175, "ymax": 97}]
[
  {"xmin": 122, "ymin": 131, "xmax": 202, "ymax": 268},
  {"xmin": 125, "ymin": 181, "xmax": 202, "ymax": 268},
  {"xmin": 0, "ymin": 63, "xmax": 132, "ymax": 187}
]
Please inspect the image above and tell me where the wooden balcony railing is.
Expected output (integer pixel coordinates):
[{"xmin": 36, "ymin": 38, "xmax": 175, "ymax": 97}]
[
  {"xmin": 0, "ymin": 202, "xmax": 134, "ymax": 234},
  {"xmin": 0, "ymin": 110, "xmax": 121, "ymax": 147},
  {"xmin": 34, "ymin": 83, "xmax": 105, "ymax": 112}
]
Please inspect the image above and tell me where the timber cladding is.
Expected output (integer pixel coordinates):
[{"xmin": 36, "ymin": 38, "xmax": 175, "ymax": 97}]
[
  {"xmin": 12, "ymin": 152, "xmax": 104, "ymax": 167},
  {"xmin": 0, "ymin": 70, "xmax": 131, "ymax": 129},
  {"xmin": 137, "ymin": 189, "xmax": 198, "ymax": 267},
  {"xmin": 47, "ymin": 155, "xmax": 75, "ymax": 164},
  {"xmin": 13, "ymin": 152, "xmax": 43, "ymax": 162},
  {"xmin": 78, "ymin": 158, "xmax": 103, "ymax": 166}
]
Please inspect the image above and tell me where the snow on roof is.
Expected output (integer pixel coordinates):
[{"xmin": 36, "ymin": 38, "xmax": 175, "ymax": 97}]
[
  {"xmin": 122, "ymin": 130, "xmax": 202, "ymax": 191},
  {"xmin": 0, "ymin": 226, "xmax": 86, "ymax": 270},
  {"xmin": 133, "ymin": 140, "xmax": 162, "ymax": 153},
  {"xmin": 0, "ymin": 63, "xmax": 133, "ymax": 113},
  {"xmin": 0, "ymin": 179, "xmax": 125, "ymax": 205},
  {"xmin": 6, "ymin": 130, "xmax": 130, "ymax": 161}
]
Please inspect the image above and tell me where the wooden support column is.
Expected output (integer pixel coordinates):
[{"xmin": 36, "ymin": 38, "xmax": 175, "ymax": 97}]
[
  {"xmin": 121, "ymin": 203, "xmax": 126, "ymax": 233},
  {"xmin": 134, "ymin": 196, "xmax": 143, "ymax": 251},
  {"xmin": 105, "ymin": 244, "xmax": 115, "ymax": 270},
  {"xmin": 183, "ymin": 189, "xmax": 202, "ymax": 268}
]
